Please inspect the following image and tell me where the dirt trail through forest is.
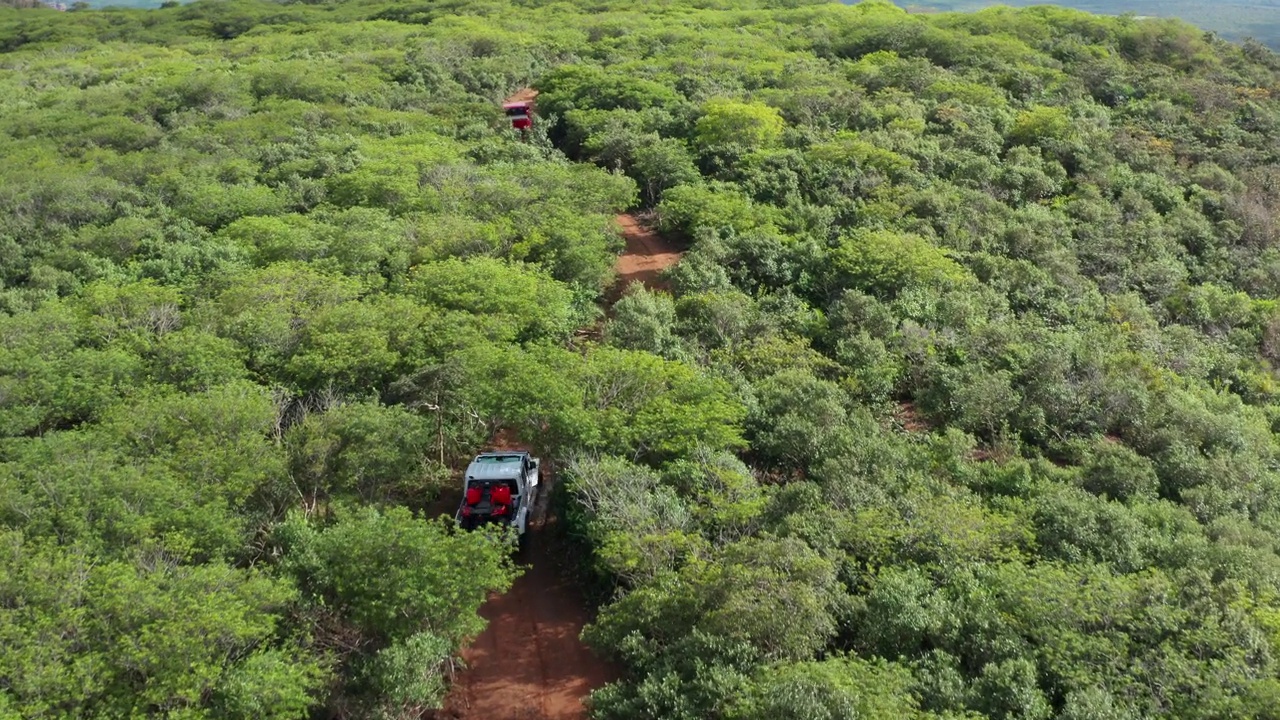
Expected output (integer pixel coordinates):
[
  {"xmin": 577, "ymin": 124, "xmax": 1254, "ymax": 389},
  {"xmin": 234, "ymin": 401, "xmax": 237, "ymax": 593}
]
[
  {"xmin": 505, "ymin": 87, "xmax": 539, "ymax": 104},
  {"xmin": 434, "ymin": 478, "xmax": 612, "ymax": 720},
  {"xmin": 435, "ymin": 113, "xmax": 682, "ymax": 718},
  {"xmin": 610, "ymin": 213, "xmax": 683, "ymax": 299}
]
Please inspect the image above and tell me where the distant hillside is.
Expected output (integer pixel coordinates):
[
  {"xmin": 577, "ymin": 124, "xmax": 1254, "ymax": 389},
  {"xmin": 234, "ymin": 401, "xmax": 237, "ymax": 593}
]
[{"xmin": 895, "ymin": 0, "xmax": 1280, "ymax": 49}]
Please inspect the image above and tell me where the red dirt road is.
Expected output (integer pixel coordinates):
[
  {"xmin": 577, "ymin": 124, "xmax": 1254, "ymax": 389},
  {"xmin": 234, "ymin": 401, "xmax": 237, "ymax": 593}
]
[
  {"xmin": 506, "ymin": 87, "xmax": 539, "ymax": 104},
  {"xmin": 435, "ymin": 213, "xmax": 681, "ymax": 720},
  {"xmin": 436, "ymin": 514, "xmax": 612, "ymax": 720},
  {"xmin": 611, "ymin": 214, "xmax": 682, "ymax": 296},
  {"xmin": 434, "ymin": 460, "xmax": 613, "ymax": 720}
]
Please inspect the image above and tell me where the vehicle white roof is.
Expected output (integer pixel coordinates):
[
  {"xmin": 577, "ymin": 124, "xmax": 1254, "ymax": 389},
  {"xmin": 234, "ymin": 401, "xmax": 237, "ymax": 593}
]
[{"xmin": 465, "ymin": 452, "xmax": 526, "ymax": 480}]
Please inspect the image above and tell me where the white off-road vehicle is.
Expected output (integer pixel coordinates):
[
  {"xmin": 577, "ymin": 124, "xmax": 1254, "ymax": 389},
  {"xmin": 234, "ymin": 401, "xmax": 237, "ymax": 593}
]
[{"xmin": 455, "ymin": 451, "xmax": 541, "ymax": 537}]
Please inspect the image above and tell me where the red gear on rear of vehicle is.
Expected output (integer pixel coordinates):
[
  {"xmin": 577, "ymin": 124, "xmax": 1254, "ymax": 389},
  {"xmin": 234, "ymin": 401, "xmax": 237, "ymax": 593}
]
[{"xmin": 491, "ymin": 484, "xmax": 512, "ymax": 506}]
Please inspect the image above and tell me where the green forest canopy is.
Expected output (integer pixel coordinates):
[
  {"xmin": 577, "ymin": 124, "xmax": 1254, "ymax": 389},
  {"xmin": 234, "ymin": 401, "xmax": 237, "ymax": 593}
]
[{"xmin": 0, "ymin": 0, "xmax": 1279, "ymax": 717}]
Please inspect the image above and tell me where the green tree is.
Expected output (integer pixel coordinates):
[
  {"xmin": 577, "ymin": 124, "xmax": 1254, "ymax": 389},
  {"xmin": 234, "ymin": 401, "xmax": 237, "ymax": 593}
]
[
  {"xmin": 729, "ymin": 657, "xmax": 942, "ymax": 720},
  {"xmin": 606, "ymin": 284, "xmax": 683, "ymax": 358},
  {"xmin": 286, "ymin": 401, "xmax": 444, "ymax": 509},
  {"xmin": 0, "ymin": 532, "xmax": 324, "ymax": 719},
  {"xmin": 398, "ymin": 256, "xmax": 583, "ymax": 342},
  {"xmin": 694, "ymin": 98, "xmax": 786, "ymax": 152},
  {"xmin": 279, "ymin": 506, "xmax": 518, "ymax": 646}
]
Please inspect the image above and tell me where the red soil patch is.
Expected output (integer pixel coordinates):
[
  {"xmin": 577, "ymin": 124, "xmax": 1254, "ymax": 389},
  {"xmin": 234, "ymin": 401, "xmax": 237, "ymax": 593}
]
[
  {"xmin": 437, "ymin": 524, "xmax": 612, "ymax": 719},
  {"xmin": 505, "ymin": 87, "xmax": 539, "ymax": 104},
  {"xmin": 609, "ymin": 214, "xmax": 683, "ymax": 301},
  {"xmin": 895, "ymin": 401, "xmax": 930, "ymax": 433},
  {"xmin": 488, "ymin": 427, "xmax": 523, "ymax": 451}
]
